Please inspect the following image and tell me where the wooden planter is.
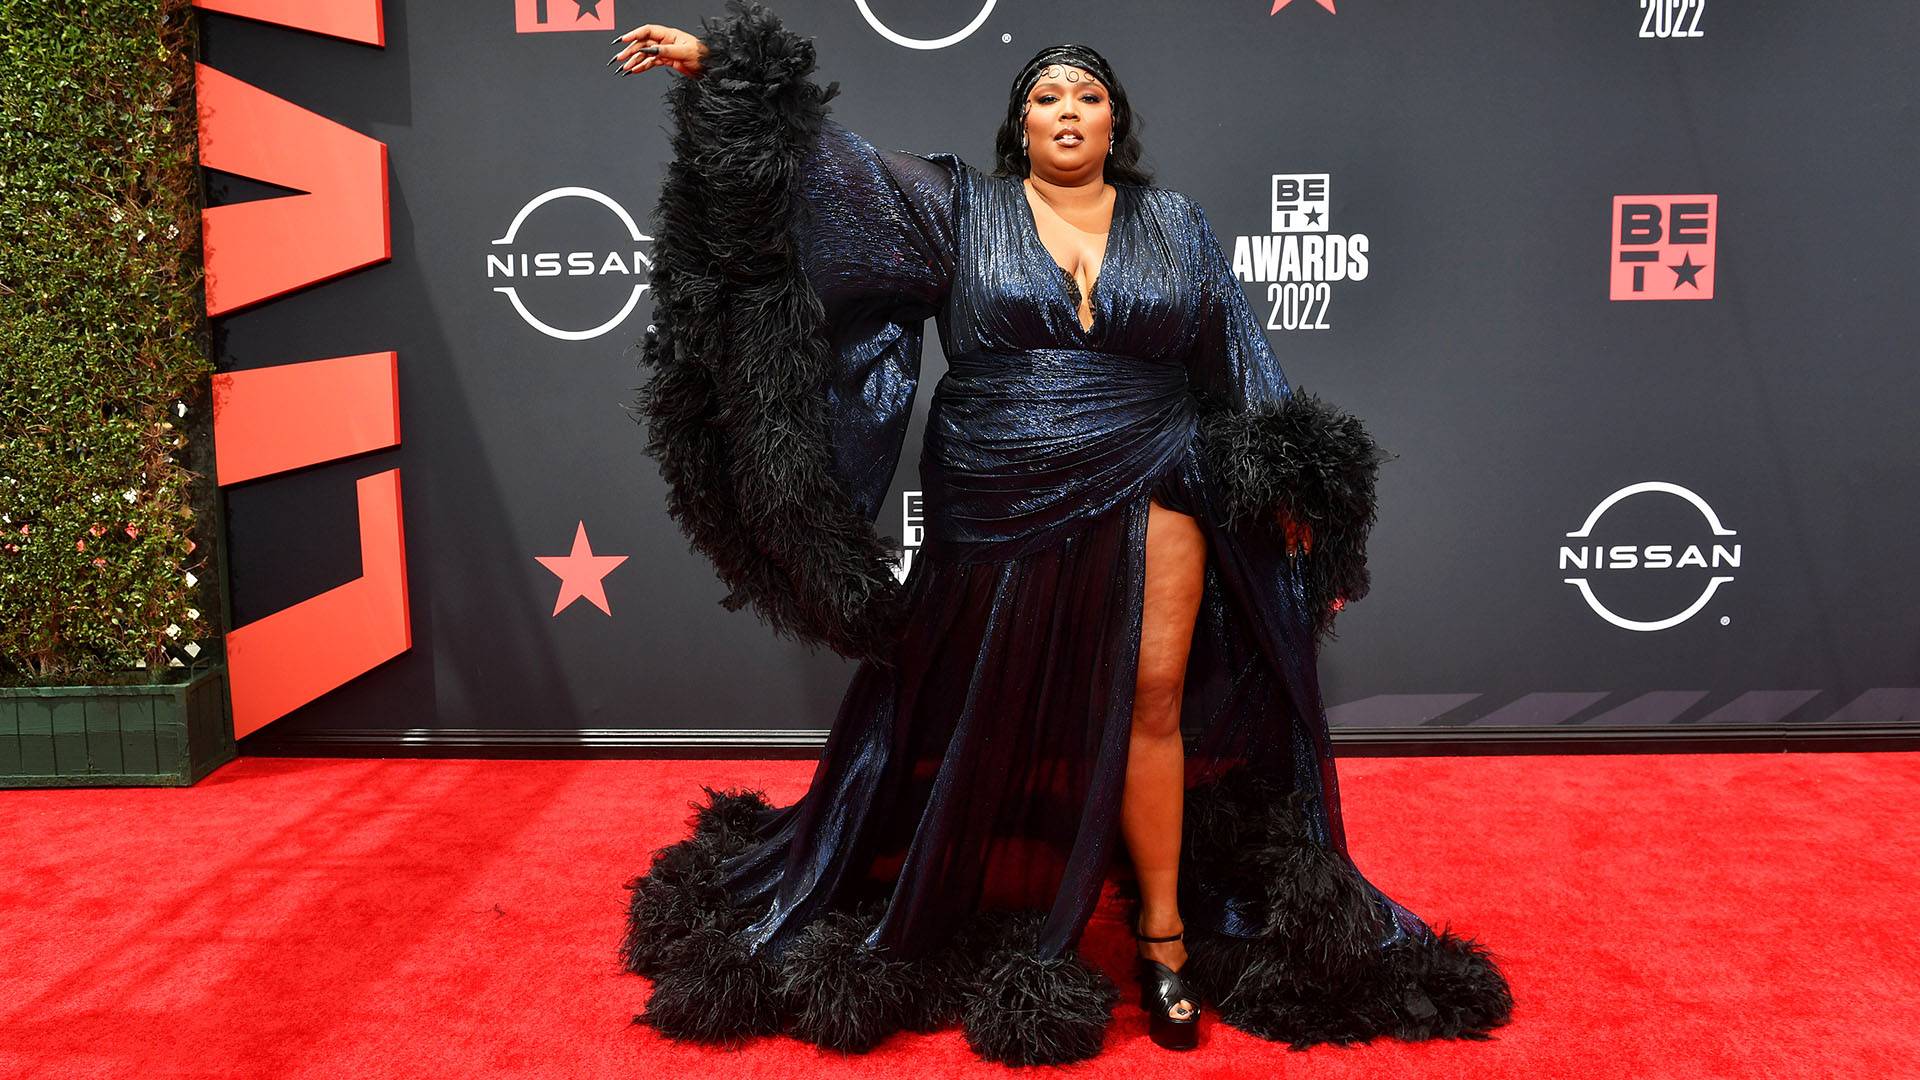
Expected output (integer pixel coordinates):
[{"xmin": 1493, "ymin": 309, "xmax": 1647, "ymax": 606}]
[{"xmin": 0, "ymin": 663, "xmax": 234, "ymax": 788}]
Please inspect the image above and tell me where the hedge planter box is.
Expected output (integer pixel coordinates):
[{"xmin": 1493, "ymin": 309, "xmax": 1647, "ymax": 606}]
[{"xmin": 1, "ymin": 664, "xmax": 234, "ymax": 788}]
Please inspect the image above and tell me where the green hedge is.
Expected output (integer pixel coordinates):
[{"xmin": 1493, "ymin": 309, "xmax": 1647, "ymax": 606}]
[{"xmin": 1, "ymin": 0, "xmax": 217, "ymax": 685}]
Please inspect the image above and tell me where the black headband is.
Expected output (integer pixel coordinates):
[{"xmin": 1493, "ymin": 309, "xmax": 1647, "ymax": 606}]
[{"xmin": 1016, "ymin": 46, "xmax": 1116, "ymax": 104}]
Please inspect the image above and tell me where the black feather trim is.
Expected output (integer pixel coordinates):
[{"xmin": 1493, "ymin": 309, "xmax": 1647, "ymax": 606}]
[
  {"xmin": 1196, "ymin": 388, "xmax": 1393, "ymax": 641},
  {"xmin": 624, "ymin": 823, "xmax": 1117, "ymax": 1059},
  {"xmin": 894, "ymin": 909, "xmax": 999, "ymax": 1033},
  {"xmin": 620, "ymin": 787, "xmax": 774, "ymax": 977},
  {"xmin": 688, "ymin": 784, "xmax": 778, "ymax": 853},
  {"xmin": 627, "ymin": 0, "xmax": 908, "ymax": 666},
  {"xmin": 624, "ymin": 786, "xmax": 785, "ymax": 1041},
  {"xmin": 620, "ymin": 835, "xmax": 740, "ymax": 977},
  {"xmin": 632, "ymin": 923, "xmax": 784, "ymax": 1044},
  {"xmin": 958, "ymin": 910, "xmax": 1118, "ymax": 1066},
  {"xmin": 1177, "ymin": 767, "xmax": 1514, "ymax": 1049},
  {"xmin": 1392, "ymin": 925, "xmax": 1516, "ymax": 1040},
  {"xmin": 774, "ymin": 901, "xmax": 919, "ymax": 1052}
]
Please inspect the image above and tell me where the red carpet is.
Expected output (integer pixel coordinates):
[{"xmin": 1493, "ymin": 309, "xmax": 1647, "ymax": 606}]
[{"xmin": 2, "ymin": 751, "xmax": 1916, "ymax": 1078}]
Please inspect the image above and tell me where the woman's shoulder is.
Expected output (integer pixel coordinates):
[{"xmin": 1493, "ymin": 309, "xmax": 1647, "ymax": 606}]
[
  {"xmin": 884, "ymin": 148, "xmax": 987, "ymax": 198},
  {"xmin": 1129, "ymin": 183, "xmax": 1209, "ymax": 234},
  {"xmin": 921, "ymin": 151, "xmax": 978, "ymax": 179},
  {"xmin": 1132, "ymin": 182, "xmax": 1199, "ymax": 215}
]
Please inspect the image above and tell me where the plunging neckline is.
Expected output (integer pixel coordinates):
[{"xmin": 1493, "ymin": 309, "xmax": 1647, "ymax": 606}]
[{"xmin": 1017, "ymin": 178, "xmax": 1122, "ymax": 337}]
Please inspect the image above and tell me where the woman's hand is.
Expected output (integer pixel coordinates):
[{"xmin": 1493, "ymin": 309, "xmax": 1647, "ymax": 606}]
[
  {"xmin": 1279, "ymin": 511, "xmax": 1313, "ymax": 557},
  {"xmin": 1277, "ymin": 512, "xmax": 1341, "ymax": 612},
  {"xmin": 1276, "ymin": 511, "xmax": 1346, "ymax": 613},
  {"xmin": 609, "ymin": 24, "xmax": 708, "ymax": 78}
]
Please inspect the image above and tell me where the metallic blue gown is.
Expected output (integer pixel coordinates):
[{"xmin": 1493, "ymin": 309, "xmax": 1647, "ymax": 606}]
[{"xmin": 621, "ymin": 2, "xmax": 1512, "ymax": 1064}]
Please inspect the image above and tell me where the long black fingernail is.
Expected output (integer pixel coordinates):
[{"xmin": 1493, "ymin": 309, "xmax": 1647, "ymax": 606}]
[{"xmin": 606, "ymin": 55, "xmax": 619, "ymax": 66}]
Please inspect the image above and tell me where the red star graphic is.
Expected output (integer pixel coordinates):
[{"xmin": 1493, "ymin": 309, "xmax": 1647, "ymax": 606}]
[
  {"xmin": 1273, "ymin": 0, "xmax": 1338, "ymax": 12},
  {"xmin": 535, "ymin": 521, "xmax": 628, "ymax": 616}
]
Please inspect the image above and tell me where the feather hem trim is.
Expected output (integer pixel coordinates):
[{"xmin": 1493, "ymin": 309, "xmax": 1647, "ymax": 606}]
[
  {"xmin": 625, "ymin": 775, "xmax": 1509, "ymax": 1057},
  {"xmin": 1178, "ymin": 768, "xmax": 1516, "ymax": 1048},
  {"xmin": 623, "ymin": 788, "xmax": 1117, "ymax": 1063}
]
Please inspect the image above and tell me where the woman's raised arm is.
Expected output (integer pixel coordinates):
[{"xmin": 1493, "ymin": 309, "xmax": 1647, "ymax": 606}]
[{"xmin": 616, "ymin": 2, "xmax": 958, "ymax": 666}]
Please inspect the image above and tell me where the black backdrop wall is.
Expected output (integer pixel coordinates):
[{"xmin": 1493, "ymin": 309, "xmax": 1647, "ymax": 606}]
[{"xmin": 201, "ymin": 1, "xmax": 1919, "ymax": 753}]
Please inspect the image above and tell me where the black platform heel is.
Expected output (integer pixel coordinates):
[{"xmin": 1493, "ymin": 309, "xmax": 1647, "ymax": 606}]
[{"xmin": 1134, "ymin": 919, "xmax": 1201, "ymax": 1051}]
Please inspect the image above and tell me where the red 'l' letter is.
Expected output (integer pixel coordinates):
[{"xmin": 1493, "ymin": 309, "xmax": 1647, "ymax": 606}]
[{"xmin": 224, "ymin": 469, "xmax": 411, "ymax": 737}]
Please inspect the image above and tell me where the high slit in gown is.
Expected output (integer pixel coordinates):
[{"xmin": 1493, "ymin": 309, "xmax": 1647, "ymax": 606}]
[{"xmin": 620, "ymin": 2, "xmax": 1513, "ymax": 1064}]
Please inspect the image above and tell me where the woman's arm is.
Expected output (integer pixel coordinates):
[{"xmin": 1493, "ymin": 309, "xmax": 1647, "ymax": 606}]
[
  {"xmin": 1182, "ymin": 195, "xmax": 1390, "ymax": 639},
  {"xmin": 616, "ymin": 2, "xmax": 959, "ymax": 665}
]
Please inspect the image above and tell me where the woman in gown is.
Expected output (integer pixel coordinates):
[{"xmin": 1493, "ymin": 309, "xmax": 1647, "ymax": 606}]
[{"xmin": 611, "ymin": 2, "xmax": 1513, "ymax": 1064}]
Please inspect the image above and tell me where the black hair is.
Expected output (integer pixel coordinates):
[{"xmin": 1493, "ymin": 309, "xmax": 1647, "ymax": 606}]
[{"xmin": 991, "ymin": 43, "xmax": 1153, "ymax": 187}]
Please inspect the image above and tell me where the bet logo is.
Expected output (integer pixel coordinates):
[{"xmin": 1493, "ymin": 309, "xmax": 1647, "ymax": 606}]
[
  {"xmin": 514, "ymin": 0, "xmax": 615, "ymax": 34},
  {"xmin": 1610, "ymin": 194, "xmax": 1716, "ymax": 301}
]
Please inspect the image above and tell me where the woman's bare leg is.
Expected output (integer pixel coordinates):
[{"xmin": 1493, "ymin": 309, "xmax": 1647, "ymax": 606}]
[{"xmin": 1122, "ymin": 496, "xmax": 1207, "ymax": 1019}]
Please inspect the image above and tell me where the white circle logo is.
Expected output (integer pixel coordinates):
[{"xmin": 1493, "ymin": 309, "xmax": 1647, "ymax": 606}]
[
  {"xmin": 1559, "ymin": 481, "xmax": 1740, "ymax": 632},
  {"xmin": 854, "ymin": 0, "xmax": 997, "ymax": 50},
  {"xmin": 488, "ymin": 187, "xmax": 650, "ymax": 341}
]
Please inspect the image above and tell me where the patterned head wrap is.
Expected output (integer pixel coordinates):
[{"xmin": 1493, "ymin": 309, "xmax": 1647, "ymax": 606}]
[{"xmin": 1014, "ymin": 45, "xmax": 1119, "ymax": 106}]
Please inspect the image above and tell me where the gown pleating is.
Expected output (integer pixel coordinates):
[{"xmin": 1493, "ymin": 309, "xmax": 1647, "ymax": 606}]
[{"xmin": 620, "ymin": 2, "xmax": 1514, "ymax": 1064}]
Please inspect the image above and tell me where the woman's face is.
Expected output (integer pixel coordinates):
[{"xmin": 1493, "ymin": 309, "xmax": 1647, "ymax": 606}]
[{"xmin": 1022, "ymin": 63, "xmax": 1114, "ymax": 182}]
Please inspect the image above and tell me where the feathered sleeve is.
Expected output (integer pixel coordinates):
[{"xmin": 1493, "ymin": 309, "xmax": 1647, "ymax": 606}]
[
  {"xmin": 1181, "ymin": 196, "xmax": 1391, "ymax": 641},
  {"xmin": 629, "ymin": 0, "xmax": 960, "ymax": 666}
]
